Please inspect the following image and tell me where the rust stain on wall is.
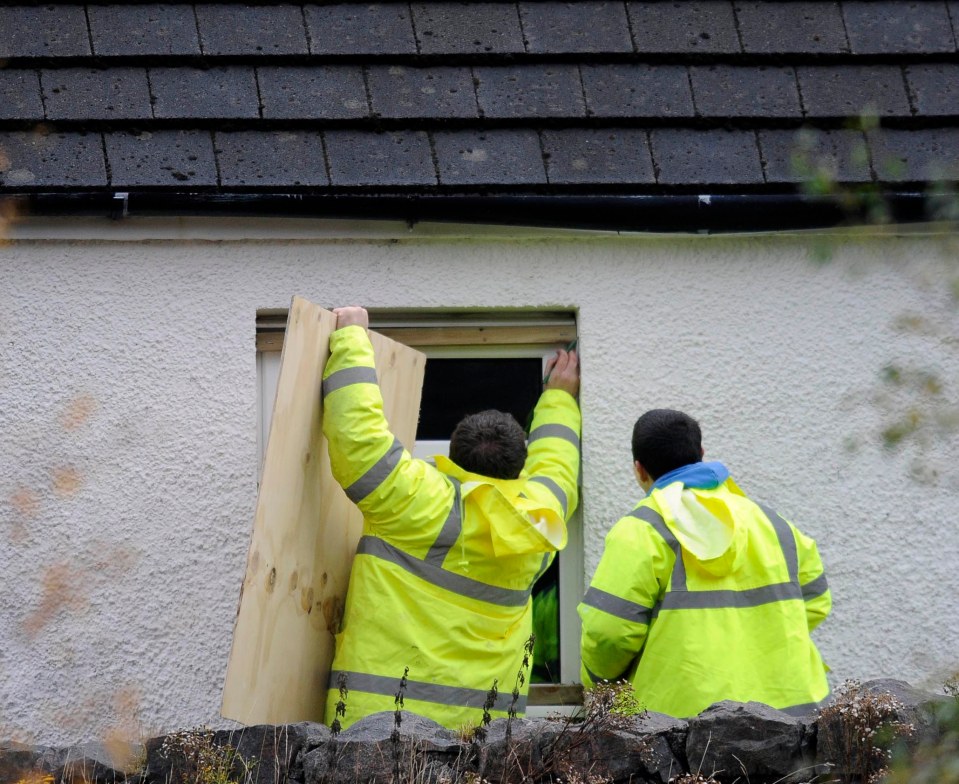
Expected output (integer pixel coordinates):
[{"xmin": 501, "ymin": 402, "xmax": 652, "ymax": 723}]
[
  {"xmin": 22, "ymin": 563, "xmax": 88, "ymax": 639},
  {"xmin": 61, "ymin": 395, "xmax": 97, "ymax": 431},
  {"xmin": 10, "ymin": 487, "xmax": 39, "ymax": 518},
  {"xmin": 52, "ymin": 466, "xmax": 82, "ymax": 496}
]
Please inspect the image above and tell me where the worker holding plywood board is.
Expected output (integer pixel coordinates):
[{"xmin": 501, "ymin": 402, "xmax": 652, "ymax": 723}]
[
  {"xmin": 320, "ymin": 306, "xmax": 580, "ymax": 731},
  {"xmin": 221, "ymin": 297, "xmax": 426, "ymax": 726}
]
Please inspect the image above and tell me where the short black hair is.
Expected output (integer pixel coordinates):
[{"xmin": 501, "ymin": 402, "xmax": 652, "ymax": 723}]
[
  {"xmin": 631, "ymin": 409, "xmax": 702, "ymax": 479},
  {"xmin": 449, "ymin": 410, "xmax": 527, "ymax": 480}
]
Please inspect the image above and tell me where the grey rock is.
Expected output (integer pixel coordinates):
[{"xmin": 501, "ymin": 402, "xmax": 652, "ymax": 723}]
[
  {"xmin": 687, "ymin": 701, "xmax": 805, "ymax": 783},
  {"xmin": 54, "ymin": 741, "xmax": 144, "ymax": 783},
  {"xmin": 817, "ymin": 678, "xmax": 952, "ymax": 780},
  {"xmin": 0, "ymin": 741, "xmax": 61, "ymax": 782},
  {"xmin": 302, "ymin": 712, "xmax": 464, "ymax": 784},
  {"xmin": 550, "ymin": 712, "xmax": 688, "ymax": 784},
  {"xmin": 472, "ymin": 718, "xmax": 546, "ymax": 781},
  {"xmin": 145, "ymin": 723, "xmax": 328, "ymax": 784}
]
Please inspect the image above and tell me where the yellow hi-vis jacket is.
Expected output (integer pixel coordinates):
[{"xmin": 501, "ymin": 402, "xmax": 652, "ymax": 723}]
[
  {"xmin": 579, "ymin": 478, "xmax": 831, "ymax": 718},
  {"xmin": 322, "ymin": 326, "xmax": 581, "ymax": 731}
]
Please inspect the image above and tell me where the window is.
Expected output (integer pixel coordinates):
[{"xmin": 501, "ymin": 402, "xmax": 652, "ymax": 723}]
[{"xmin": 256, "ymin": 310, "xmax": 583, "ymax": 707}]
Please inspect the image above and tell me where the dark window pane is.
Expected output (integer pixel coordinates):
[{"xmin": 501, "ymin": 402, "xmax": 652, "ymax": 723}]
[{"xmin": 416, "ymin": 358, "xmax": 542, "ymax": 439}]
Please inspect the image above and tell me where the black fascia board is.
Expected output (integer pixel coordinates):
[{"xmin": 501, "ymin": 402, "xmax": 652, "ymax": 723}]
[{"xmin": 5, "ymin": 191, "xmax": 934, "ymax": 234}]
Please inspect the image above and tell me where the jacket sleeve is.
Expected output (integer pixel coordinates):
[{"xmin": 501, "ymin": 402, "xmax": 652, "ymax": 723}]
[
  {"xmin": 794, "ymin": 525, "xmax": 831, "ymax": 632},
  {"xmin": 578, "ymin": 512, "xmax": 672, "ymax": 686},
  {"xmin": 523, "ymin": 389, "xmax": 581, "ymax": 522},
  {"xmin": 322, "ymin": 325, "xmax": 453, "ymax": 548}
]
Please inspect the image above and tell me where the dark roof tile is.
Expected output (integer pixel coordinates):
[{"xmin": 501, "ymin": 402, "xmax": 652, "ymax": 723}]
[
  {"xmin": 105, "ymin": 129, "xmax": 218, "ymax": 187},
  {"xmin": 0, "ymin": 6, "xmax": 91, "ymax": 58},
  {"xmin": 216, "ymin": 130, "xmax": 329, "ymax": 187},
  {"xmin": 627, "ymin": 1, "xmax": 740, "ymax": 54},
  {"xmin": 0, "ymin": 71, "xmax": 44, "ymax": 122},
  {"xmin": 304, "ymin": 3, "xmax": 417, "ymax": 55},
  {"xmin": 690, "ymin": 65, "xmax": 801, "ymax": 118},
  {"xmin": 325, "ymin": 130, "xmax": 436, "ymax": 185},
  {"xmin": 734, "ymin": 1, "xmax": 848, "ymax": 54},
  {"xmin": 798, "ymin": 65, "xmax": 912, "ymax": 118},
  {"xmin": 258, "ymin": 66, "xmax": 369, "ymax": 120},
  {"xmin": 543, "ymin": 128, "xmax": 655, "ymax": 183},
  {"xmin": 475, "ymin": 65, "xmax": 585, "ymax": 118},
  {"xmin": 368, "ymin": 66, "xmax": 477, "ymax": 119},
  {"xmin": 520, "ymin": 2, "xmax": 633, "ymax": 53},
  {"xmin": 582, "ymin": 64, "xmax": 694, "ymax": 118},
  {"xmin": 651, "ymin": 128, "xmax": 763, "ymax": 184},
  {"xmin": 0, "ymin": 130, "xmax": 106, "ymax": 187},
  {"xmin": 41, "ymin": 68, "xmax": 153, "ymax": 121},
  {"xmin": 88, "ymin": 5, "xmax": 201, "ymax": 57},
  {"xmin": 905, "ymin": 64, "xmax": 959, "ymax": 116},
  {"xmin": 411, "ymin": 3, "xmax": 525, "ymax": 55},
  {"xmin": 196, "ymin": 4, "xmax": 309, "ymax": 56},
  {"xmin": 434, "ymin": 129, "xmax": 546, "ymax": 185},
  {"xmin": 759, "ymin": 128, "xmax": 871, "ymax": 183},
  {"xmin": 867, "ymin": 127, "xmax": 959, "ymax": 181},
  {"xmin": 150, "ymin": 67, "xmax": 260, "ymax": 120},
  {"xmin": 842, "ymin": 1, "xmax": 957, "ymax": 54}
]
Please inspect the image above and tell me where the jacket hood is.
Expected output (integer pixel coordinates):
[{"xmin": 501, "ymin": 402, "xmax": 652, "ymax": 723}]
[
  {"xmin": 434, "ymin": 455, "xmax": 567, "ymax": 557},
  {"xmin": 650, "ymin": 478, "xmax": 748, "ymax": 576}
]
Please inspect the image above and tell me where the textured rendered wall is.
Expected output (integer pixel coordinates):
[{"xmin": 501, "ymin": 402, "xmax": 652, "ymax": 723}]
[{"xmin": 1, "ymin": 226, "xmax": 957, "ymax": 744}]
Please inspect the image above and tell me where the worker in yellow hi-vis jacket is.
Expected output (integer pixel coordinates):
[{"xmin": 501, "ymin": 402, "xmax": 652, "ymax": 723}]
[
  {"xmin": 322, "ymin": 306, "xmax": 581, "ymax": 731},
  {"xmin": 579, "ymin": 408, "xmax": 831, "ymax": 719}
]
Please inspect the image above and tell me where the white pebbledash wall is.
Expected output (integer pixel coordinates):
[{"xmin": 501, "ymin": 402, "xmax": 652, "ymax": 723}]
[{"xmin": 1, "ymin": 219, "xmax": 957, "ymax": 745}]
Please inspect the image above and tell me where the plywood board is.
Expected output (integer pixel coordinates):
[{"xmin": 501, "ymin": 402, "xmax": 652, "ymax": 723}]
[{"xmin": 222, "ymin": 297, "xmax": 426, "ymax": 725}]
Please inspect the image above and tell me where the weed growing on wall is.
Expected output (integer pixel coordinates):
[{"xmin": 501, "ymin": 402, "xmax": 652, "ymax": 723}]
[
  {"xmin": 506, "ymin": 635, "xmax": 536, "ymax": 745},
  {"xmin": 818, "ymin": 680, "xmax": 914, "ymax": 783},
  {"xmin": 883, "ymin": 673, "xmax": 959, "ymax": 784},
  {"xmin": 158, "ymin": 727, "xmax": 257, "ymax": 784},
  {"xmin": 393, "ymin": 666, "xmax": 411, "ymax": 783}
]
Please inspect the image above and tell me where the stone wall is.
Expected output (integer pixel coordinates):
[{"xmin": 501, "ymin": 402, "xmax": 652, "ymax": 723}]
[{"xmin": 2, "ymin": 680, "xmax": 953, "ymax": 784}]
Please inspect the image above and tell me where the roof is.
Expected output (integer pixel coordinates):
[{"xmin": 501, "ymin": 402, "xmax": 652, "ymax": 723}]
[{"xmin": 0, "ymin": 2, "xmax": 958, "ymax": 222}]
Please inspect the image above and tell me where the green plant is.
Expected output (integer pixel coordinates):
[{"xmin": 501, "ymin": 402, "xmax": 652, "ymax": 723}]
[
  {"xmin": 505, "ymin": 635, "xmax": 536, "ymax": 745},
  {"xmin": 158, "ymin": 727, "xmax": 257, "ymax": 784},
  {"xmin": 883, "ymin": 674, "xmax": 959, "ymax": 784},
  {"xmin": 818, "ymin": 680, "xmax": 914, "ymax": 784},
  {"xmin": 393, "ymin": 666, "xmax": 411, "ymax": 783}
]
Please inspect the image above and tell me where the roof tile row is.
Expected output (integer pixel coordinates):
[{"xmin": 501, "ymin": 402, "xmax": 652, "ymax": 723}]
[
  {"xmin": 2, "ymin": 2, "xmax": 957, "ymax": 59},
  {"xmin": 2, "ymin": 127, "xmax": 956, "ymax": 189},
  {"xmin": 3, "ymin": 63, "xmax": 956, "ymax": 123}
]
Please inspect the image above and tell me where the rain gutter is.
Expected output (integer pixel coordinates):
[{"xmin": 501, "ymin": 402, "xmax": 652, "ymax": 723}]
[{"xmin": 5, "ymin": 191, "xmax": 935, "ymax": 234}]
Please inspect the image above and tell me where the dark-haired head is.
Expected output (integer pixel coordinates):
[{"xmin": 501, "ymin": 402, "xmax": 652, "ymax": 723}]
[
  {"xmin": 632, "ymin": 409, "xmax": 703, "ymax": 480},
  {"xmin": 449, "ymin": 410, "xmax": 527, "ymax": 480}
]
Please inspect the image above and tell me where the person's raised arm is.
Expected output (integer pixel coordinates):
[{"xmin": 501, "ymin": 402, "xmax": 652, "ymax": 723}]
[
  {"xmin": 322, "ymin": 307, "xmax": 453, "ymax": 542},
  {"xmin": 524, "ymin": 348, "xmax": 581, "ymax": 521}
]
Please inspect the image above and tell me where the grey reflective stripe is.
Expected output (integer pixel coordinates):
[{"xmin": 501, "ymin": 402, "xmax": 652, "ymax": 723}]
[
  {"xmin": 760, "ymin": 504, "xmax": 799, "ymax": 584},
  {"xmin": 530, "ymin": 475, "xmax": 568, "ymax": 517},
  {"xmin": 780, "ymin": 692, "xmax": 832, "ymax": 717},
  {"xmin": 582, "ymin": 586, "xmax": 652, "ymax": 625},
  {"xmin": 329, "ymin": 670, "xmax": 527, "ymax": 713},
  {"xmin": 424, "ymin": 478, "xmax": 462, "ymax": 566},
  {"xmin": 630, "ymin": 505, "xmax": 687, "ymax": 591},
  {"xmin": 531, "ymin": 551, "xmax": 552, "ymax": 587},
  {"xmin": 357, "ymin": 536, "xmax": 531, "ymax": 607},
  {"xmin": 801, "ymin": 572, "xmax": 829, "ymax": 600},
  {"xmin": 659, "ymin": 581, "xmax": 801, "ymax": 611},
  {"xmin": 321, "ymin": 366, "xmax": 378, "ymax": 399},
  {"xmin": 528, "ymin": 423, "xmax": 581, "ymax": 451},
  {"xmin": 345, "ymin": 437, "xmax": 404, "ymax": 503}
]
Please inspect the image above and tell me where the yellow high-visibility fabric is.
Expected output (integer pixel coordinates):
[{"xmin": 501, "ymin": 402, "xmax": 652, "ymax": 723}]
[
  {"xmin": 579, "ymin": 478, "xmax": 830, "ymax": 718},
  {"xmin": 322, "ymin": 326, "xmax": 581, "ymax": 731}
]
